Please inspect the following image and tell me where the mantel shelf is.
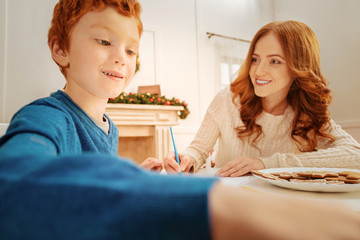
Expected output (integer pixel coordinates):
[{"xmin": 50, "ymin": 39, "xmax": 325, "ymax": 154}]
[
  {"xmin": 105, "ymin": 103, "xmax": 184, "ymax": 164},
  {"xmin": 106, "ymin": 103, "xmax": 184, "ymax": 111}
]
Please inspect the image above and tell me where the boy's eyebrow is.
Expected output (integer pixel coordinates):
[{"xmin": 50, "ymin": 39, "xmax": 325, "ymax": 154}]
[
  {"xmin": 89, "ymin": 23, "xmax": 139, "ymax": 43},
  {"xmin": 252, "ymin": 53, "xmax": 285, "ymax": 60},
  {"xmin": 90, "ymin": 23, "xmax": 112, "ymax": 31}
]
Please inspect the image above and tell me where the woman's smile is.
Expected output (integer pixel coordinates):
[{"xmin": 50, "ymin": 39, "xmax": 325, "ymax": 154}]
[{"xmin": 255, "ymin": 79, "xmax": 272, "ymax": 86}]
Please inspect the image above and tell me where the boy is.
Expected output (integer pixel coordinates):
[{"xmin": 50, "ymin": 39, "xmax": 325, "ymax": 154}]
[
  {"xmin": 1, "ymin": 0, "xmax": 162, "ymax": 172},
  {"xmin": 0, "ymin": 0, "xmax": 359, "ymax": 239}
]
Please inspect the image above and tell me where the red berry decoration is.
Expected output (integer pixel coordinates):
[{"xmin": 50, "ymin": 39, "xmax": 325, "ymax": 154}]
[{"xmin": 107, "ymin": 92, "xmax": 190, "ymax": 119}]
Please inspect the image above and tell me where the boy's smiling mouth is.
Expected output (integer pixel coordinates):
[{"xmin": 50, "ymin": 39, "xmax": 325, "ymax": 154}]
[{"xmin": 103, "ymin": 71, "xmax": 125, "ymax": 80}]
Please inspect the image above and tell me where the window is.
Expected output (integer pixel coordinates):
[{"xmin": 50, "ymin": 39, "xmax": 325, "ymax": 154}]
[{"xmin": 220, "ymin": 56, "xmax": 243, "ymax": 88}]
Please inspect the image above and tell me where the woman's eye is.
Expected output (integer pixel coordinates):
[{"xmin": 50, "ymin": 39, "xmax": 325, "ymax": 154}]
[
  {"xmin": 271, "ymin": 60, "xmax": 281, "ymax": 64},
  {"xmin": 251, "ymin": 58, "xmax": 259, "ymax": 63},
  {"xmin": 97, "ymin": 40, "xmax": 111, "ymax": 46}
]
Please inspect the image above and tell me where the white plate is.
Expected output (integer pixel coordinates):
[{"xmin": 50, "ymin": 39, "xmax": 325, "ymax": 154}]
[{"xmin": 252, "ymin": 167, "xmax": 360, "ymax": 192}]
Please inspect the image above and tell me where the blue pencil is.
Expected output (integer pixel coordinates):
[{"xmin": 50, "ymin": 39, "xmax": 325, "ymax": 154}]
[{"xmin": 170, "ymin": 126, "xmax": 182, "ymax": 175}]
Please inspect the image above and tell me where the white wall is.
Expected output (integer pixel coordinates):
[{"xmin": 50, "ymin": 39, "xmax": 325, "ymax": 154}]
[
  {"xmin": 139, "ymin": 0, "xmax": 200, "ymax": 125},
  {"xmin": 196, "ymin": 0, "xmax": 273, "ymax": 118},
  {"xmin": 0, "ymin": 0, "xmax": 6, "ymax": 121},
  {"xmin": 141, "ymin": 0, "xmax": 273, "ymax": 151},
  {"xmin": 1, "ymin": 0, "xmax": 64, "ymax": 123}
]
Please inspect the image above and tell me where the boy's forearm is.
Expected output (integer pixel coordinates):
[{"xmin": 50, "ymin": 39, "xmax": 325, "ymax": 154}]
[{"xmin": 0, "ymin": 154, "xmax": 217, "ymax": 239}]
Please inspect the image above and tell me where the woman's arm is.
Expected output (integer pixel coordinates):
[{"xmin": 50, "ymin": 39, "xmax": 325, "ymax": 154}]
[
  {"xmin": 164, "ymin": 94, "xmax": 224, "ymax": 173},
  {"xmin": 181, "ymin": 110, "xmax": 220, "ymax": 171},
  {"xmin": 260, "ymin": 120, "xmax": 360, "ymax": 169}
]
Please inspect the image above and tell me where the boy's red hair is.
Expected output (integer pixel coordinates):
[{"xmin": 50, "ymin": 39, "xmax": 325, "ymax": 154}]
[{"xmin": 48, "ymin": 0, "xmax": 143, "ymax": 76}]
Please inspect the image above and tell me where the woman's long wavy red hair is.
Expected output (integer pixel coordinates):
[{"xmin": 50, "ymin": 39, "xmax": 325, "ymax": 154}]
[
  {"xmin": 48, "ymin": 0, "xmax": 143, "ymax": 76},
  {"xmin": 230, "ymin": 20, "xmax": 334, "ymax": 151}
]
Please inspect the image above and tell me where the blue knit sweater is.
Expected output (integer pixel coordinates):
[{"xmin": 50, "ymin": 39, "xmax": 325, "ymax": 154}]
[
  {"xmin": 0, "ymin": 91, "xmax": 217, "ymax": 240},
  {"xmin": 0, "ymin": 90, "xmax": 119, "ymax": 156}
]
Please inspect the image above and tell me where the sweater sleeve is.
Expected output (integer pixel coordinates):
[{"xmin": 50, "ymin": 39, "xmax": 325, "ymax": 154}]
[
  {"xmin": 0, "ymin": 104, "xmax": 73, "ymax": 155},
  {"xmin": 183, "ymin": 111, "xmax": 220, "ymax": 171},
  {"xmin": 182, "ymin": 89, "xmax": 226, "ymax": 171},
  {"xmin": 259, "ymin": 120, "xmax": 360, "ymax": 169},
  {"xmin": 0, "ymin": 153, "xmax": 218, "ymax": 240}
]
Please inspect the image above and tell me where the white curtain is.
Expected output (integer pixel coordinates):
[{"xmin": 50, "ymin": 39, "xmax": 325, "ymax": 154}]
[{"xmin": 213, "ymin": 37, "xmax": 250, "ymax": 89}]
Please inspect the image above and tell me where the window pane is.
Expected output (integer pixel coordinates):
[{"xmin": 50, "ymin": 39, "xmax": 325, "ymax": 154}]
[{"xmin": 220, "ymin": 63, "xmax": 230, "ymax": 86}]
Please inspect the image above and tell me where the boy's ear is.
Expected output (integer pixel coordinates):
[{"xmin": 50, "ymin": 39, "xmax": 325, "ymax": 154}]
[{"xmin": 49, "ymin": 38, "xmax": 69, "ymax": 67}]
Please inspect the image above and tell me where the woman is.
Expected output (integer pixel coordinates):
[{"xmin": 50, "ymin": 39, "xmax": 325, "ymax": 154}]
[{"xmin": 164, "ymin": 20, "xmax": 360, "ymax": 177}]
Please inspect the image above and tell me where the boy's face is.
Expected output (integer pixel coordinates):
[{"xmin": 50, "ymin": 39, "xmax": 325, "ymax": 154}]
[{"xmin": 63, "ymin": 7, "xmax": 140, "ymax": 99}]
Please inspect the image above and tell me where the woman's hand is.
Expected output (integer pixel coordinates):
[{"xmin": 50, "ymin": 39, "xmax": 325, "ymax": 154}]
[
  {"xmin": 139, "ymin": 157, "xmax": 163, "ymax": 172},
  {"xmin": 163, "ymin": 151, "xmax": 194, "ymax": 174},
  {"xmin": 216, "ymin": 156, "xmax": 265, "ymax": 177}
]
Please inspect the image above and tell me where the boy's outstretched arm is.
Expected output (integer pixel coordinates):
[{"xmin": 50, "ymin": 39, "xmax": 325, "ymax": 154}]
[
  {"xmin": 0, "ymin": 153, "xmax": 216, "ymax": 240},
  {"xmin": 1, "ymin": 153, "xmax": 360, "ymax": 240},
  {"xmin": 209, "ymin": 182, "xmax": 360, "ymax": 240}
]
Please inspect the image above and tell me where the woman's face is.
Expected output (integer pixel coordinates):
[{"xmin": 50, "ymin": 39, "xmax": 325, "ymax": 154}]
[{"xmin": 249, "ymin": 31, "xmax": 293, "ymax": 104}]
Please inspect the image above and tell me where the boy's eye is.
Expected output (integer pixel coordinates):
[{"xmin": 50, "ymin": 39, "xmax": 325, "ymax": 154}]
[
  {"xmin": 126, "ymin": 49, "xmax": 136, "ymax": 56},
  {"xmin": 97, "ymin": 40, "xmax": 111, "ymax": 46}
]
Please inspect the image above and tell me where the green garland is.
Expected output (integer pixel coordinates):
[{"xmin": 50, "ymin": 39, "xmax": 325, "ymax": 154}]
[{"xmin": 108, "ymin": 92, "xmax": 190, "ymax": 120}]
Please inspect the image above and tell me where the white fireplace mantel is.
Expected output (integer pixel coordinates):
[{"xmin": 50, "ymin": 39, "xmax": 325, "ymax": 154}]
[{"xmin": 105, "ymin": 103, "xmax": 184, "ymax": 164}]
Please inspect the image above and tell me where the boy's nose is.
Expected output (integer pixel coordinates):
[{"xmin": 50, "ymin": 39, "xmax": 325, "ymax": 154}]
[{"xmin": 113, "ymin": 50, "xmax": 126, "ymax": 65}]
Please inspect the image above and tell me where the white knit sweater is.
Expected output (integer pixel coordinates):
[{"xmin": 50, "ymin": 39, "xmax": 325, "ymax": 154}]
[{"xmin": 183, "ymin": 87, "xmax": 360, "ymax": 171}]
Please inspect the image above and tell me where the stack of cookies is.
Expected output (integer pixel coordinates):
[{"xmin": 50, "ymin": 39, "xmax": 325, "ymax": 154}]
[{"xmin": 251, "ymin": 170, "xmax": 360, "ymax": 184}]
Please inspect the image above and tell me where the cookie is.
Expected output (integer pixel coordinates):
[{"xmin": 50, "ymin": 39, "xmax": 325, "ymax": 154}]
[
  {"xmin": 312, "ymin": 172, "xmax": 327, "ymax": 179},
  {"xmin": 269, "ymin": 170, "xmax": 360, "ymax": 185},
  {"xmin": 251, "ymin": 170, "xmax": 278, "ymax": 180},
  {"xmin": 325, "ymin": 177, "xmax": 339, "ymax": 181},
  {"xmin": 296, "ymin": 171, "xmax": 313, "ymax": 177},
  {"xmin": 255, "ymin": 169, "xmax": 360, "ymax": 185},
  {"xmin": 343, "ymin": 178, "xmax": 360, "ymax": 184},
  {"xmin": 346, "ymin": 173, "xmax": 360, "ymax": 180},
  {"xmin": 324, "ymin": 172, "xmax": 339, "ymax": 178},
  {"xmin": 338, "ymin": 171, "xmax": 355, "ymax": 176},
  {"xmin": 261, "ymin": 173, "xmax": 278, "ymax": 180},
  {"xmin": 292, "ymin": 173, "xmax": 309, "ymax": 180},
  {"xmin": 279, "ymin": 173, "xmax": 292, "ymax": 179}
]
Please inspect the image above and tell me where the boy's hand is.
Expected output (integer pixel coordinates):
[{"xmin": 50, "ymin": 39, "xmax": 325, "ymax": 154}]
[
  {"xmin": 140, "ymin": 157, "xmax": 163, "ymax": 172},
  {"xmin": 163, "ymin": 151, "xmax": 194, "ymax": 174}
]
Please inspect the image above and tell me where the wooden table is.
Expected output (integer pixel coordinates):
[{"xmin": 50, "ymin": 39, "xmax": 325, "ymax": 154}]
[{"xmin": 106, "ymin": 103, "xmax": 184, "ymax": 164}]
